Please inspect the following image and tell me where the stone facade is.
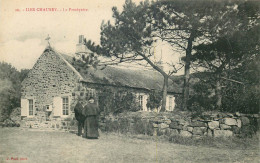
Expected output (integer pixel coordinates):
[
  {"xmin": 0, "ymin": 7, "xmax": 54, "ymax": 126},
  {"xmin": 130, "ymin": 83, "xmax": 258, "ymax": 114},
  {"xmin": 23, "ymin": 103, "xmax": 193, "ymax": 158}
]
[{"xmin": 21, "ymin": 47, "xmax": 82, "ymax": 124}]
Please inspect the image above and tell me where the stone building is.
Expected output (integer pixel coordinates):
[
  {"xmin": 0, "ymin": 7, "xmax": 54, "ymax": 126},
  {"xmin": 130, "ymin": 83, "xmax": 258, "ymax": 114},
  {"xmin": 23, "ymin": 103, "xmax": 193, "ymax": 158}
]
[{"xmin": 20, "ymin": 35, "xmax": 181, "ymax": 126}]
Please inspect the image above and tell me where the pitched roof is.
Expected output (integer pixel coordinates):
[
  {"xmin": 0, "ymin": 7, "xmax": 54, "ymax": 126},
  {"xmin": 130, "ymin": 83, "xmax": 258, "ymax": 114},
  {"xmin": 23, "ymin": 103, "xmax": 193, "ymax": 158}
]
[{"xmin": 50, "ymin": 47, "xmax": 182, "ymax": 93}]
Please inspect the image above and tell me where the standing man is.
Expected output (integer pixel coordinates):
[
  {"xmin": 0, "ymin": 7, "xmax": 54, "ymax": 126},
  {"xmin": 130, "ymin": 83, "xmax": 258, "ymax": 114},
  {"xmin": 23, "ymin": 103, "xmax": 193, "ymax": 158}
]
[
  {"xmin": 74, "ymin": 99, "xmax": 85, "ymax": 136},
  {"xmin": 83, "ymin": 97, "xmax": 100, "ymax": 139}
]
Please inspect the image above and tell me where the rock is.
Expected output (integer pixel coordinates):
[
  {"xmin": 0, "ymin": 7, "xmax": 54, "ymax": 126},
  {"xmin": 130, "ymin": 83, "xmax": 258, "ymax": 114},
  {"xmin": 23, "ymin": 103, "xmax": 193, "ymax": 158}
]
[
  {"xmin": 214, "ymin": 130, "xmax": 233, "ymax": 137},
  {"xmin": 182, "ymin": 126, "xmax": 188, "ymax": 131},
  {"xmin": 165, "ymin": 120, "xmax": 172, "ymax": 125},
  {"xmin": 217, "ymin": 113, "xmax": 226, "ymax": 118},
  {"xmin": 223, "ymin": 118, "xmax": 237, "ymax": 126},
  {"xmin": 237, "ymin": 119, "xmax": 242, "ymax": 128},
  {"xmin": 235, "ymin": 112, "xmax": 241, "ymax": 117},
  {"xmin": 220, "ymin": 124, "xmax": 231, "ymax": 130},
  {"xmin": 158, "ymin": 128, "xmax": 166, "ymax": 136},
  {"xmin": 169, "ymin": 122, "xmax": 182, "ymax": 130},
  {"xmin": 241, "ymin": 117, "xmax": 250, "ymax": 126},
  {"xmin": 208, "ymin": 121, "xmax": 219, "ymax": 129},
  {"xmin": 178, "ymin": 119, "xmax": 188, "ymax": 126},
  {"xmin": 207, "ymin": 129, "xmax": 213, "ymax": 137},
  {"xmin": 153, "ymin": 123, "xmax": 158, "ymax": 128},
  {"xmin": 187, "ymin": 127, "xmax": 193, "ymax": 132},
  {"xmin": 169, "ymin": 129, "xmax": 179, "ymax": 136},
  {"xmin": 192, "ymin": 135, "xmax": 202, "ymax": 139},
  {"xmin": 231, "ymin": 126, "xmax": 240, "ymax": 134},
  {"xmin": 210, "ymin": 114, "xmax": 218, "ymax": 118},
  {"xmin": 151, "ymin": 118, "xmax": 163, "ymax": 124},
  {"xmin": 193, "ymin": 127, "xmax": 204, "ymax": 135},
  {"xmin": 189, "ymin": 121, "xmax": 206, "ymax": 127},
  {"xmin": 179, "ymin": 130, "xmax": 192, "ymax": 137},
  {"xmin": 165, "ymin": 128, "xmax": 171, "ymax": 137},
  {"xmin": 159, "ymin": 123, "xmax": 169, "ymax": 129},
  {"xmin": 201, "ymin": 115, "xmax": 213, "ymax": 121},
  {"xmin": 169, "ymin": 121, "xmax": 178, "ymax": 127},
  {"xmin": 153, "ymin": 128, "xmax": 158, "ymax": 136}
]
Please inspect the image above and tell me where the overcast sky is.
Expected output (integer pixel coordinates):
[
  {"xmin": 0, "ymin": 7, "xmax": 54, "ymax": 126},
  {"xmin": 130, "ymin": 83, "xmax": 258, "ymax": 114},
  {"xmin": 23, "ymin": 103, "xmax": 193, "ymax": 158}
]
[{"xmin": 0, "ymin": 0, "xmax": 183, "ymax": 74}]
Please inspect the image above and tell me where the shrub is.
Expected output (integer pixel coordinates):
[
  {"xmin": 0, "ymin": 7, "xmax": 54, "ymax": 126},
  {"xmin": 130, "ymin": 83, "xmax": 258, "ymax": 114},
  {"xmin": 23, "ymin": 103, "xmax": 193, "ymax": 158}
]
[
  {"xmin": 118, "ymin": 117, "xmax": 130, "ymax": 134},
  {"xmin": 98, "ymin": 88, "xmax": 140, "ymax": 114},
  {"xmin": 132, "ymin": 118, "xmax": 153, "ymax": 135},
  {"xmin": 146, "ymin": 90, "xmax": 162, "ymax": 110}
]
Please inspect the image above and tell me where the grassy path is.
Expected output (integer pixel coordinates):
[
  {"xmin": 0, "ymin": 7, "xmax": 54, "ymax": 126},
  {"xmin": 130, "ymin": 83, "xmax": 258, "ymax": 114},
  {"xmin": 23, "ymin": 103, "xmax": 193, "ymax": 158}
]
[{"xmin": 0, "ymin": 128, "xmax": 258, "ymax": 163}]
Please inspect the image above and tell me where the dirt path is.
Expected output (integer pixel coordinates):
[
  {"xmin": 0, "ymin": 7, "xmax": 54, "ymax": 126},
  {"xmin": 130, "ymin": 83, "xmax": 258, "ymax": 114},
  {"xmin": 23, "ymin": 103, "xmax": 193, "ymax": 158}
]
[{"xmin": 0, "ymin": 128, "xmax": 258, "ymax": 163}]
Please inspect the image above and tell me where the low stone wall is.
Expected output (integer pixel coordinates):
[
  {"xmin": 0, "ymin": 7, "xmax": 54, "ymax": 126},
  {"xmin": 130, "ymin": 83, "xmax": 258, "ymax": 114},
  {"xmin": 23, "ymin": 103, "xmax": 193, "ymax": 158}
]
[
  {"xmin": 13, "ymin": 110, "xmax": 260, "ymax": 138},
  {"xmin": 99, "ymin": 111, "xmax": 259, "ymax": 138},
  {"xmin": 19, "ymin": 117, "xmax": 78, "ymax": 132}
]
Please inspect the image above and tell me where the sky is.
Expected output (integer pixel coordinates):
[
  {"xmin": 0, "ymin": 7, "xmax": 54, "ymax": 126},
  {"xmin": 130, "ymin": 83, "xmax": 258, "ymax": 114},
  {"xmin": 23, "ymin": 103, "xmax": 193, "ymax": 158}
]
[{"xmin": 0, "ymin": 0, "xmax": 183, "ymax": 74}]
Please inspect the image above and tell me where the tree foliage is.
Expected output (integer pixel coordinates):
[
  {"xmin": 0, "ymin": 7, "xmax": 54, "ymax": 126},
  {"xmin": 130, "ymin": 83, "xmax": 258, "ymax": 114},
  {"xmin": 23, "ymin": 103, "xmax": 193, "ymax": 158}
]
[
  {"xmin": 0, "ymin": 62, "xmax": 30, "ymax": 121},
  {"xmin": 150, "ymin": 0, "xmax": 247, "ymax": 111},
  {"xmin": 98, "ymin": 88, "xmax": 140, "ymax": 114},
  {"xmin": 190, "ymin": 1, "xmax": 259, "ymax": 113},
  {"xmin": 146, "ymin": 90, "xmax": 162, "ymax": 110},
  {"xmin": 95, "ymin": 0, "xmax": 179, "ymax": 112},
  {"xmin": 83, "ymin": 0, "xmax": 258, "ymax": 113}
]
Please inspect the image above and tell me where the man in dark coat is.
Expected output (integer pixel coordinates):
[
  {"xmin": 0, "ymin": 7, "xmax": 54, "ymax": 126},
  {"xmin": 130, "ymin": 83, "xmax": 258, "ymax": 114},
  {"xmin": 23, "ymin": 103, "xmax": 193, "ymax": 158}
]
[
  {"xmin": 82, "ymin": 97, "xmax": 100, "ymax": 139},
  {"xmin": 74, "ymin": 100, "xmax": 85, "ymax": 136}
]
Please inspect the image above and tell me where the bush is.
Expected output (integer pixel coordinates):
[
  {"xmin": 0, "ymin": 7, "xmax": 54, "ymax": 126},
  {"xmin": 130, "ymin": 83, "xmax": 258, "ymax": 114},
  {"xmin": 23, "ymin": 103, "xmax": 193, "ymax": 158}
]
[
  {"xmin": 2, "ymin": 119, "xmax": 19, "ymax": 127},
  {"xmin": 132, "ymin": 118, "xmax": 153, "ymax": 135},
  {"xmin": 0, "ymin": 62, "xmax": 29, "ymax": 122},
  {"xmin": 118, "ymin": 117, "xmax": 130, "ymax": 134},
  {"xmin": 98, "ymin": 88, "xmax": 140, "ymax": 114},
  {"xmin": 146, "ymin": 90, "xmax": 162, "ymax": 110}
]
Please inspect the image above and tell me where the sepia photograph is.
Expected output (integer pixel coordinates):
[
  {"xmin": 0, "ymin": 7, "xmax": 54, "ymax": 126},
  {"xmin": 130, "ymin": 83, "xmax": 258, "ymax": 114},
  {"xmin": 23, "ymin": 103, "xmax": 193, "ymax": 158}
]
[{"xmin": 0, "ymin": 0, "xmax": 259, "ymax": 162}]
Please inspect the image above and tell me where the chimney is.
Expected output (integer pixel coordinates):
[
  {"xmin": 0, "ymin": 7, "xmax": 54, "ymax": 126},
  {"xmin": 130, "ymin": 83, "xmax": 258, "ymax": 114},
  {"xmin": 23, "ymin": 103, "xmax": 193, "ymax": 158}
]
[
  {"xmin": 76, "ymin": 35, "xmax": 92, "ymax": 54},
  {"xmin": 79, "ymin": 35, "xmax": 84, "ymax": 44}
]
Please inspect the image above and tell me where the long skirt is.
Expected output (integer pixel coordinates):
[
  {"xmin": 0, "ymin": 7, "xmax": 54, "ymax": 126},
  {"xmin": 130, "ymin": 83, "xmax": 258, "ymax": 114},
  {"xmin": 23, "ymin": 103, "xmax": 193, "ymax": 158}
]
[{"xmin": 84, "ymin": 115, "xmax": 99, "ymax": 139}]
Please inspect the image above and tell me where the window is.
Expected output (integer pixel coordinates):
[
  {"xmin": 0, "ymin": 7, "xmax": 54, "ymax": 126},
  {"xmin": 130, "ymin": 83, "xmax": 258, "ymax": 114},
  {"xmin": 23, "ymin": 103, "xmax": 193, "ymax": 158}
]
[
  {"xmin": 139, "ymin": 95, "xmax": 143, "ymax": 108},
  {"xmin": 62, "ymin": 97, "xmax": 69, "ymax": 115},
  {"xmin": 29, "ymin": 99, "xmax": 33, "ymax": 116},
  {"xmin": 169, "ymin": 97, "xmax": 172, "ymax": 111}
]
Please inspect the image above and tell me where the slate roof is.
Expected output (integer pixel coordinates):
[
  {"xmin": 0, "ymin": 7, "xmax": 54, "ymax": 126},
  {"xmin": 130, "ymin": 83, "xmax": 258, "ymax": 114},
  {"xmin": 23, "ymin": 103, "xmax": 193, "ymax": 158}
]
[{"xmin": 53, "ymin": 47, "xmax": 182, "ymax": 93}]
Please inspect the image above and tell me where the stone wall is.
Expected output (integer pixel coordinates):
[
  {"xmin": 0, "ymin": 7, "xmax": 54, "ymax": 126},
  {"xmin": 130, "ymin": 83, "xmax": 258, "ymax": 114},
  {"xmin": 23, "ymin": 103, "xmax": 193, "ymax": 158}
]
[
  {"xmin": 20, "ymin": 117, "xmax": 78, "ymax": 132},
  {"xmin": 100, "ymin": 111, "xmax": 259, "ymax": 138},
  {"xmin": 17, "ymin": 110, "xmax": 259, "ymax": 138}
]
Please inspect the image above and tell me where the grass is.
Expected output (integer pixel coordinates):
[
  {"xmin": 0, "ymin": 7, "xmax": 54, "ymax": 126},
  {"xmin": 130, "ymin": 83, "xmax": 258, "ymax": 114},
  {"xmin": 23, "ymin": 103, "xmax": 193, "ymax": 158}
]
[
  {"xmin": 0, "ymin": 128, "xmax": 259, "ymax": 163},
  {"xmin": 114, "ymin": 131, "xmax": 259, "ymax": 150}
]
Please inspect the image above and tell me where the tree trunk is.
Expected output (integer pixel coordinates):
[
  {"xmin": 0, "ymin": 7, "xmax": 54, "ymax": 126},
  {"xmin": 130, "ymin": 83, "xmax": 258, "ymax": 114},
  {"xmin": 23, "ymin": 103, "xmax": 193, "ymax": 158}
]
[
  {"xmin": 137, "ymin": 51, "xmax": 169, "ymax": 112},
  {"xmin": 216, "ymin": 76, "xmax": 222, "ymax": 111},
  {"xmin": 182, "ymin": 34, "xmax": 193, "ymax": 110},
  {"xmin": 160, "ymin": 75, "xmax": 169, "ymax": 112}
]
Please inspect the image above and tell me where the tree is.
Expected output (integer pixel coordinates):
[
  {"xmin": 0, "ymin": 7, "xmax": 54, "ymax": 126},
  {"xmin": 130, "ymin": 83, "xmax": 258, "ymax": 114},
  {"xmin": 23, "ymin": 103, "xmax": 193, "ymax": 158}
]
[
  {"xmin": 90, "ymin": 0, "xmax": 180, "ymax": 112},
  {"xmin": 149, "ymin": 0, "xmax": 242, "ymax": 110},
  {"xmin": 191, "ymin": 1, "xmax": 259, "ymax": 111},
  {"xmin": 0, "ymin": 62, "xmax": 30, "ymax": 121}
]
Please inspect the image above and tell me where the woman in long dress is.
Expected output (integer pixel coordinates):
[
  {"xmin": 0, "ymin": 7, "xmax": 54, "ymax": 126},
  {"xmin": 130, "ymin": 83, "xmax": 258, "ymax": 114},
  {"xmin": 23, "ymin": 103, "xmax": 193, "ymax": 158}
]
[{"xmin": 83, "ymin": 97, "xmax": 100, "ymax": 139}]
